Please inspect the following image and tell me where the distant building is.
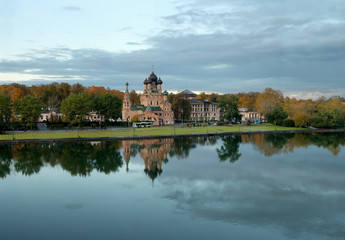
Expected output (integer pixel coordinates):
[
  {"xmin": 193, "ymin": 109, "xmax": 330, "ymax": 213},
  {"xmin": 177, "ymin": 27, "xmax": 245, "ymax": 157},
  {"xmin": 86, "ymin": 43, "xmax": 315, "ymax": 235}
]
[
  {"xmin": 122, "ymin": 71, "xmax": 174, "ymax": 125},
  {"xmin": 38, "ymin": 108, "xmax": 62, "ymax": 122},
  {"xmin": 178, "ymin": 89, "xmax": 221, "ymax": 121},
  {"xmin": 239, "ymin": 107, "xmax": 262, "ymax": 123}
]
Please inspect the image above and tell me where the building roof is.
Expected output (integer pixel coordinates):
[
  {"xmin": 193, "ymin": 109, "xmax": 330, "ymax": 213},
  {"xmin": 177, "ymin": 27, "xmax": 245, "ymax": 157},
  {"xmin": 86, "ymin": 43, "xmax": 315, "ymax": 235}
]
[
  {"xmin": 189, "ymin": 99, "xmax": 218, "ymax": 105},
  {"xmin": 130, "ymin": 105, "xmax": 162, "ymax": 112},
  {"xmin": 162, "ymin": 90, "xmax": 168, "ymax": 95},
  {"xmin": 178, "ymin": 89, "xmax": 197, "ymax": 97}
]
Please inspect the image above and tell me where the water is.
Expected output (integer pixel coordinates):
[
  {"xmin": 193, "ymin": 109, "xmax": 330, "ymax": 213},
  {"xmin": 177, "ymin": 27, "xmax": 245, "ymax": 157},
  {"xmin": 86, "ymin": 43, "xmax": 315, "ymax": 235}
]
[{"xmin": 1, "ymin": 132, "xmax": 345, "ymax": 240}]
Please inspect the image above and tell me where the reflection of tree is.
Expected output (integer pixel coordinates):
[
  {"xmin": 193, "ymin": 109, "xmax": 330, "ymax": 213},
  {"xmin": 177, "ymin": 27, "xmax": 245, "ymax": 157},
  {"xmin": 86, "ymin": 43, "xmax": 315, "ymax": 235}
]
[
  {"xmin": 59, "ymin": 142, "xmax": 123, "ymax": 176},
  {"xmin": 248, "ymin": 132, "xmax": 345, "ymax": 156},
  {"xmin": 308, "ymin": 133, "xmax": 345, "ymax": 156},
  {"xmin": 13, "ymin": 144, "xmax": 44, "ymax": 176},
  {"xmin": 252, "ymin": 133, "xmax": 295, "ymax": 156},
  {"xmin": 0, "ymin": 145, "xmax": 12, "ymax": 178},
  {"xmin": 59, "ymin": 142, "xmax": 94, "ymax": 176},
  {"xmin": 168, "ymin": 137, "xmax": 197, "ymax": 159},
  {"xmin": 90, "ymin": 141, "xmax": 123, "ymax": 174},
  {"xmin": 265, "ymin": 133, "xmax": 295, "ymax": 150},
  {"xmin": 216, "ymin": 135, "xmax": 242, "ymax": 163}
]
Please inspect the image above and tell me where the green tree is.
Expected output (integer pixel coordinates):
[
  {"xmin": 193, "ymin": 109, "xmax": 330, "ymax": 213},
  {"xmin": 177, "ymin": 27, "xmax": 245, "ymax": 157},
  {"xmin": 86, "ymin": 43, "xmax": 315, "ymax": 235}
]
[
  {"xmin": 309, "ymin": 111, "xmax": 333, "ymax": 128},
  {"xmin": 13, "ymin": 95, "xmax": 42, "ymax": 130},
  {"xmin": 265, "ymin": 106, "xmax": 288, "ymax": 126},
  {"xmin": 172, "ymin": 95, "xmax": 191, "ymax": 122},
  {"xmin": 94, "ymin": 93, "xmax": 122, "ymax": 128},
  {"xmin": 61, "ymin": 92, "xmax": 93, "ymax": 128},
  {"xmin": 218, "ymin": 95, "xmax": 241, "ymax": 122},
  {"xmin": 0, "ymin": 94, "xmax": 11, "ymax": 133}
]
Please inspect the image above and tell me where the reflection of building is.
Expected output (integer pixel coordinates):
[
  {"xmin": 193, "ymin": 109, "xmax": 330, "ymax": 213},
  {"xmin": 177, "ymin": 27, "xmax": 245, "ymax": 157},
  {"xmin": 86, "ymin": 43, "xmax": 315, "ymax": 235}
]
[
  {"xmin": 122, "ymin": 138, "xmax": 173, "ymax": 181},
  {"xmin": 178, "ymin": 89, "xmax": 221, "ymax": 121},
  {"xmin": 239, "ymin": 107, "xmax": 262, "ymax": 123},
  {"xmin": 122, "ymin": 71, "xmax": 174, "ymax": 126}
]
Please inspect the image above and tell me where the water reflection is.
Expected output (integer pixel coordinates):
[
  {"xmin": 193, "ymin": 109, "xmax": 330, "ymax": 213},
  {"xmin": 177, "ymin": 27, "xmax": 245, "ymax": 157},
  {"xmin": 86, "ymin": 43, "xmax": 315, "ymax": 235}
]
[
  {"xmin": 216, "ymin": 135, "xmax": 242, "ymax": 163},
  {"xmin": 123, "ymin": 138, "xmax": 173, "ymax": 181},
  {"xmin": 1, "ymin": 133, "xmax": 345, "ymax": 179},
  {"xmin": 0, "ymin": 141, "xmax": 123, "ymax": 178}
]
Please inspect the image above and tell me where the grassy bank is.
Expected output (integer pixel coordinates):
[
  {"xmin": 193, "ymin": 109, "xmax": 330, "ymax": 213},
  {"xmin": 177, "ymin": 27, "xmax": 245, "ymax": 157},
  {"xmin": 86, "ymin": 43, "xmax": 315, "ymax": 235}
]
[{"xmin": 0, "ymin": 125, "xmax": 300, "ymax": 141}]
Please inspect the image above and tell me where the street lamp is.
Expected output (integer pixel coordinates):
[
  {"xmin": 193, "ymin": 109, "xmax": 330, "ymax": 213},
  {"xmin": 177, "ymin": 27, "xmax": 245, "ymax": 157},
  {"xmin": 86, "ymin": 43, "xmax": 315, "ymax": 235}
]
[{"xmin": 181, "ymin": 109, "xmax": 184, "ymax": 125}]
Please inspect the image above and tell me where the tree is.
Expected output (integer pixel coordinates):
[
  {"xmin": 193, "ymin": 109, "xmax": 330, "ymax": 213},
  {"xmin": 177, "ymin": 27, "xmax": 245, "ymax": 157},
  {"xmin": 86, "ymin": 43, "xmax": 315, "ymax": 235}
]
[
  {"xmin": 172, "ymin": 95, "xmax": 191, "ymax": 122},
  {"xmin": 293, "ymin": 112, "xmax": 310, "ymax": 127},
  {"xmin": 256, "ymin": 88, "xmax": 283, "ymax": 115},
  {"xmin": 0, "ymin": 94, "xmax": 11, "ymax": 133},
  {"xmin": 130, "ymin": 114, "xmax": 139, "ymax": 123},
  {"xmin": 265, "ymin": 106, "xmax": 288, "ymax": 126},
  {"xmin": 94, "ymin": 93, "xmax": 122, "ymax": 128},
  {"xmin": 13, "ymin": 95, "xmax": 42, "ymax": 130},
  {"xmin": 61, "ymin": 93, "xmax": 93, "ymax": 128},
  {"xmin": 218, "ymin": 95, "xmax": 241, "ymax": 122},
  {"xmin": 129, "ymin": 90, "xmax": 140, "ymax": 106}
]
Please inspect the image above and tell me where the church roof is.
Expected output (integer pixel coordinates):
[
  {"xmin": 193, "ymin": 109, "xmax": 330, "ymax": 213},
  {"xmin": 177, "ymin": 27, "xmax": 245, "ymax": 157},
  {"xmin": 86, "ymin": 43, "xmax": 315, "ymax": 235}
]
[
  {"xmin": 148, "ymin": 71, "xmax": 158, "ymax": 83},
  {"xmin": 162, "ymin": 90, "xmax": 168, "ymax": 95}
]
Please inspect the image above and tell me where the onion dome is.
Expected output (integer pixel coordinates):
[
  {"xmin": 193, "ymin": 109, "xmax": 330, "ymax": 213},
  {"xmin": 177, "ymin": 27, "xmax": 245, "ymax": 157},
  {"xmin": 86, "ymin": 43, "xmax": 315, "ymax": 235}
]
[
  {"xmin": 125, "ymin": 82, "xmax": 129, "ymax": 86},
  {"xmin": 157, "ymin": 77, "xmax": 163, "ymax": 84},
  {"xmin": 148, "ymin": 71, "xmax": 158, "ymax": 83},
  {"xmin": 143, "ymin": 78, "xmax": 148, "ymax": 84}
]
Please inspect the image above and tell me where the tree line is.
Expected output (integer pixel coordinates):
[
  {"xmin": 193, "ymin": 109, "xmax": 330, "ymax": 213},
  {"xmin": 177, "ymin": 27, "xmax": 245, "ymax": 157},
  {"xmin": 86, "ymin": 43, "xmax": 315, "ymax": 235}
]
[
  {"xmin": 0, "ymin": 83, "xmax": 123, "ymax": 131},
  {"xmin": 167, "ymin": 88, "xmax": 345, "ymax": 128},
  {"xmin": 1, "ymin": 82, "xmax": 345, "ymax": 131}
]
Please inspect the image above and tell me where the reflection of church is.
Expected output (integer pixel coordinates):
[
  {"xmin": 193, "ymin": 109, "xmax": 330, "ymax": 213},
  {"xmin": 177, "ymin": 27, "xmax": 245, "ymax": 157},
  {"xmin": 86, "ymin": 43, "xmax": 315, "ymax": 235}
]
[
  {"xmin": 122, "ymin": 138, "xmax": 173, "ymax": 181},
  {"xmin": 122, "ymin": 71, "xmax": 174, "ymax": 126}
]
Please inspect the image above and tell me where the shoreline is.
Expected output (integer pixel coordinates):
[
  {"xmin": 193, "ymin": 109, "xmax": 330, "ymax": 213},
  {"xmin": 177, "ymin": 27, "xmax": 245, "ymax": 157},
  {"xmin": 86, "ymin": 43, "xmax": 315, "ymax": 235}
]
[{"xmin": 1, "ymin": 128, "xmax": 344, "ymax": 144}]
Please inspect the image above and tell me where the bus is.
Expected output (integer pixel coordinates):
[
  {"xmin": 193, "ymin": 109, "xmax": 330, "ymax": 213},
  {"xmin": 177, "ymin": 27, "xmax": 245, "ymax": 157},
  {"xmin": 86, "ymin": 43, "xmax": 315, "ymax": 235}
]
[{"xmin": 132, "ymin": 121, "xmax": 154, "ymax": 128}]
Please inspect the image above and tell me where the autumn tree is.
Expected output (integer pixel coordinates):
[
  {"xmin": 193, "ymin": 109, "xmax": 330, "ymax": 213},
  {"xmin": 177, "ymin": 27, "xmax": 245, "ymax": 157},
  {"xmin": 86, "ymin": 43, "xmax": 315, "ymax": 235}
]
[
  {"xmin": 13, "ymin": 96, "xmax": 42, "ymax": 129},
  {"xmin": 71, "ymin": 83, "xmax": 86, "ymax": 94},
  {"xmin": 256, "ymin": 88, "xmax": 283, "ymax": 115},
  {"xmin": 61, "ymin": 93, "xmax": 93, "ymax": 128},
  {"xmin": 172, "ymin": 95, "xmax": 191, "ymax": 122},
  {"xmin": 293, "ymin": 112, "xmax": 310, "ymax": 127},
  {"xmin": 86, "ymin": 86, "xmax": 107, "ymax": 97},
  {"xmin": 129, "ymin": 90, "xmax": 140, "ymax": 106}
]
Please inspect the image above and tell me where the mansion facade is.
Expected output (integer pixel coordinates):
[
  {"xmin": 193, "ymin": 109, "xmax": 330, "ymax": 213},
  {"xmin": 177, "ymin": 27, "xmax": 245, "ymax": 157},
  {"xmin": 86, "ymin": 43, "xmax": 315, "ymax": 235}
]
[
  {"xmin": 122, "ymin": 71, "xmax": 174, "ymax": 126},
  {"xmin": 178, "ymin": 89, "xmax": 221, "ymax": 121}
]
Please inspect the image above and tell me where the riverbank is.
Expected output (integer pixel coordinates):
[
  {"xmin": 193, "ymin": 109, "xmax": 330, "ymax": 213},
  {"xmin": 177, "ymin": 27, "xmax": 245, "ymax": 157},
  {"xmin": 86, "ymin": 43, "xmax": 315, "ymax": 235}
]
[{"xmin": 1, "ymin": 125, "xmax": 344, "ymax": 144}]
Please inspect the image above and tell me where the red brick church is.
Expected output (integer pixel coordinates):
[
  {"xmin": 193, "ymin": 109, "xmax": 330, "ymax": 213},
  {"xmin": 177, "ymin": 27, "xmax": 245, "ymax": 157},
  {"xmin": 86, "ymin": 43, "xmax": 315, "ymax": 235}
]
[{"xmin": 122, "ymin": 71, "xmax": 174, "ymax": 125}]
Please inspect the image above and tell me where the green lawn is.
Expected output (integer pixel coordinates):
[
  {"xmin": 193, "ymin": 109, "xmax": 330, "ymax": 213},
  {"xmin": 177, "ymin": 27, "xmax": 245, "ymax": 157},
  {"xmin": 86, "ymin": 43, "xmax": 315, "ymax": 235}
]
[{"xmin": 0, "ymin": 125, "xmax": 301, "ymax": 141}]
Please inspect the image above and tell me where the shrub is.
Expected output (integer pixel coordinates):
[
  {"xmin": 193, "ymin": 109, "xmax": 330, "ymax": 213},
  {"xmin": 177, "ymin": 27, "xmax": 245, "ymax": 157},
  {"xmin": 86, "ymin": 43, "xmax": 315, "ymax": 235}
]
[{"xmin": 282, "ymin": 118, "xmax": 295, "ymax": 127}]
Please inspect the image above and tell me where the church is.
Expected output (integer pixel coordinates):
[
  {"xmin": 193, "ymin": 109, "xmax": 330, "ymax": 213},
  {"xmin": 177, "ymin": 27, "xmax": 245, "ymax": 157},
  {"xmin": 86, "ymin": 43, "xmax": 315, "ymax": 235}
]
[{"xmin": 122, "ymin": 71, "xmax": 174, "ymax": 126}]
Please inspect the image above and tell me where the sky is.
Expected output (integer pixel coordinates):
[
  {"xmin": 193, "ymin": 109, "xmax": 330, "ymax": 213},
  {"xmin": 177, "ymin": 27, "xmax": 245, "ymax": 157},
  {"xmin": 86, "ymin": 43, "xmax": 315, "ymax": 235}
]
[{"xmin": 0, "ymin": 0, "xmax": 345, "ymax": 99}]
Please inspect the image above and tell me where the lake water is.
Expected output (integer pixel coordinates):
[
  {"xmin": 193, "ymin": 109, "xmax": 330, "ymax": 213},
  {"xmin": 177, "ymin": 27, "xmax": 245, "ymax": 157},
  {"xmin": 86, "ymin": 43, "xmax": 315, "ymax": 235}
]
[{"xmin": 1, "ymin": 132, "xmax": 345, "ymax": 240}]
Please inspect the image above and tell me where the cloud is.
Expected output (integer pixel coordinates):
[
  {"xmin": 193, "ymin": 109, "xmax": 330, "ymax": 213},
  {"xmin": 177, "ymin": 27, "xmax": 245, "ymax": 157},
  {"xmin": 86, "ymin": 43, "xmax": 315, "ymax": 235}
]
[
  {"xmin": 62, "ymin": 6, "xmax": 82, "ymax": 11},
  {"xmin": 1, "ymin": 0, "xmax": 345, "ymax": 98},
  {"xmin": 126, "ymin": 42, "xmax": 141, "ymax": 46}
]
